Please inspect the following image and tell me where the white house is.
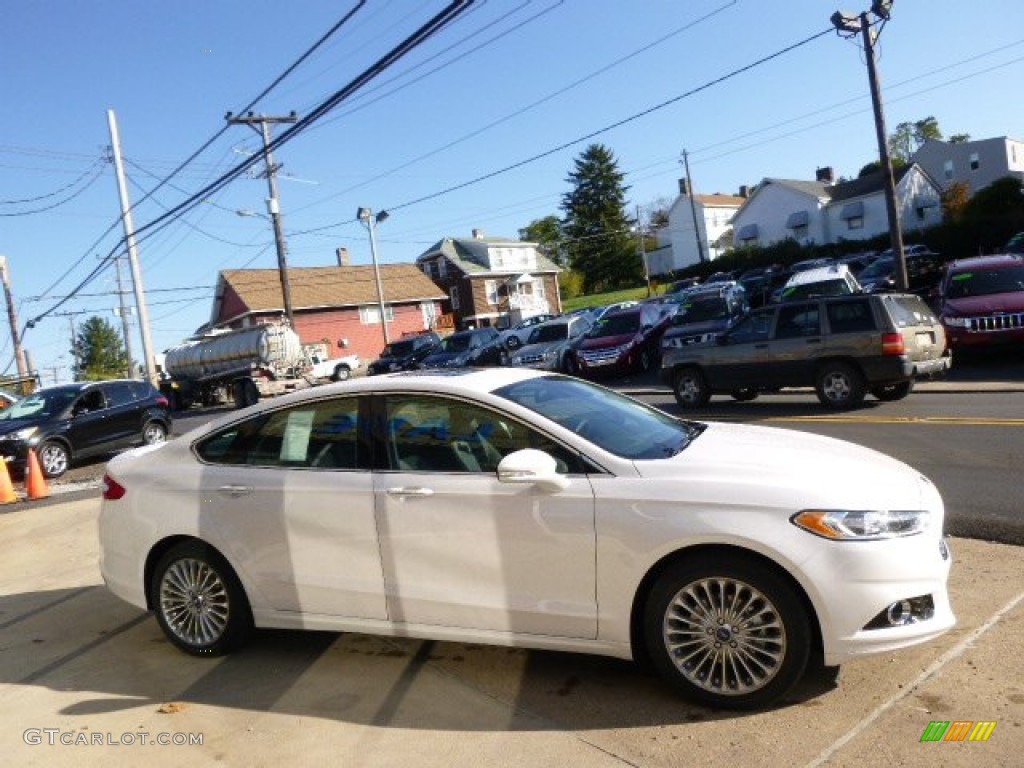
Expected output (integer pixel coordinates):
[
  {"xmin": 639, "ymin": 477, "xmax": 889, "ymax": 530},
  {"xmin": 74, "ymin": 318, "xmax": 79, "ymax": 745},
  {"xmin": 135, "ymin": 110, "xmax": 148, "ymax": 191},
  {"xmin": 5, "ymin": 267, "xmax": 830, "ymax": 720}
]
[
  {"xmin": 654, "ymin": 181, "xmax": 747, "ymax": 272},
  {"xmin": 730, "ymin": 165, "xmax": 942, "ymax": 249},
  {"xmin": 912, "ymin": 136, "xmax": 1024, "ymax": 195}
]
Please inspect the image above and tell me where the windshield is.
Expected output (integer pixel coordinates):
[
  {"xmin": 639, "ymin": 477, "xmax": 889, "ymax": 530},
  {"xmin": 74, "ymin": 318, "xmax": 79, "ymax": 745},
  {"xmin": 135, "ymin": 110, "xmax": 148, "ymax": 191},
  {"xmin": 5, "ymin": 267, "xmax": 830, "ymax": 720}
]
[
  {"xmin": 439, "ymin": 334, "xmax": 472, "ymax": 353},
  {"xmin": 858, "ymin": 257, "xmax": 894, "ymax": 281},
  {"xmin": 674, "ymin": 296, "xmax": 728, "ymax": 324},
  {"xmin": 529, "ymin": 324, "xmax": 569, "ymax": 344},
  {"xmin": 947, "ymin": 266, "xmax": 1024, "ymax": 298},
  {"xmin": 589, "ymin": 312, "xmax": 640, "ymax": 337},
  {"xmin": 0, "ymin": 389, "xmax": 77, "ymax": 421},
  {"xmin": 382, "ymin": 339, "xmax": 417, "ymax": 358},
  {"xmin": 494, "ymin": 375, "xmax": 703, "ymax": 460}
]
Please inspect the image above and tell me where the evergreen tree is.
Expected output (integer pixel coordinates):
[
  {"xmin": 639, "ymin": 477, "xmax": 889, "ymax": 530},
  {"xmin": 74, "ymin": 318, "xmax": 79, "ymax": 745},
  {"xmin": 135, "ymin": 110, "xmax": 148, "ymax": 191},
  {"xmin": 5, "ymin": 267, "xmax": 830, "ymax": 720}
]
[
  {"xmin": 74, "ymin": 316, "xmax": 130, "ymax": 381},
  {"xmin": 560, "ymin": 144, "xmax": 641, "ymax": 292}
]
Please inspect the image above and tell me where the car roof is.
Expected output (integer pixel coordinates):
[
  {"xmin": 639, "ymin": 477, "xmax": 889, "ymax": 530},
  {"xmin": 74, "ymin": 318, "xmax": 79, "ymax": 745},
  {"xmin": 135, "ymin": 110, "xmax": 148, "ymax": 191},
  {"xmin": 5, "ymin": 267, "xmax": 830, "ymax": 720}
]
[
  {"xmin": 784, "ymin": 263, "xmax": 850, "ymax": 286},
  {"xmin": 947, "ymin": 253, "xmax": 1023, "ymax": 271}
]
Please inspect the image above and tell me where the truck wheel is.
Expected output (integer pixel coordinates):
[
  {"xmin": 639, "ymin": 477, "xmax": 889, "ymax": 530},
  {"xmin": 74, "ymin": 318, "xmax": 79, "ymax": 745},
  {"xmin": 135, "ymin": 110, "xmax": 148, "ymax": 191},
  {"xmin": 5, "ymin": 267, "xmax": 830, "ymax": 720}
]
[
  {"xmin": 815, "ymin": 362, "xmax": 866, "ymax": 409},
  {"xmin": 672, "ymin": 367, "xmax": 711, "ymax": 408},
  {"xmin": 331, "ymin": 364, "xmax": 351, "ymax": 382}
]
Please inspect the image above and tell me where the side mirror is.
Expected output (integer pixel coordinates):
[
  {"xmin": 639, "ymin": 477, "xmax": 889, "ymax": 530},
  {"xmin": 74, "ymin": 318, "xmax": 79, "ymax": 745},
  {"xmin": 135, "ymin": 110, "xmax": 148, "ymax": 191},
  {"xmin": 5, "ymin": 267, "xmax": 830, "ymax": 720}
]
[{"xmin": 497, "ymin": 449, "xmax": 570, "ymax": 491}]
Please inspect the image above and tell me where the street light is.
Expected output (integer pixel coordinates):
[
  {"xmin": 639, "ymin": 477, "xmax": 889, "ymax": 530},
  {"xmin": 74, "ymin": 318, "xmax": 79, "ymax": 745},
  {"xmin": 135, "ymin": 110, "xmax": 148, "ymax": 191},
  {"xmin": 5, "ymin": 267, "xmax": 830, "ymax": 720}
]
[
  {"xmin": 357, "ymin": 207, "xmax": 391, "ymax": 345},
  {"xmin": 832, "ymin": 1, "xmax": 907, "ymax": 290}
]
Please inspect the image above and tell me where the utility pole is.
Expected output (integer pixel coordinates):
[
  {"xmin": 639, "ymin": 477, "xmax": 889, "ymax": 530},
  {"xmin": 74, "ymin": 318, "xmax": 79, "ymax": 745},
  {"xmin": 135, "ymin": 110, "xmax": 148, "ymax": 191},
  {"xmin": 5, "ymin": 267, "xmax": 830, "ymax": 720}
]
[
  {"xmin": 0, "ymin": 255, "xmax": 28, "ymax": 383},
  {"xmin": 636, "ymin": 205, "xmax": 651, "ymax": 297},
  {"xmin": 112, "ymin": 253, "xmax": 134, "ymax": 377},
  {"xmin": 107, "ymin": 109, "xmax": 159, "ymax": 385},
  {"xmin": 859, "ymin": 11, "xmax": 907, "ymax": 291},
  {"xmin": 682, "ymin": 150, "xmax": 706, "ymax": 264},
  {"xmin": 69, "ymin": 315, "xmax": 79, "ymax": 377},
  {"xmin": 226, "ymin": 112, "xmax": 299, "ymax": 326}
]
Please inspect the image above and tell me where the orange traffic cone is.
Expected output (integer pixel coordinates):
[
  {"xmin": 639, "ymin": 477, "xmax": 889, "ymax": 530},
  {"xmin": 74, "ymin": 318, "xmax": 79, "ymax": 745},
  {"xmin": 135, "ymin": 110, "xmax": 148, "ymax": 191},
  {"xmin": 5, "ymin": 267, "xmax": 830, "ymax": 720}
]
[
  {"xmin": 0, "ymin": 459, "xmax": 16, "ymax": 504},
  {"xmin": 25, "ymin": 449, "xmax": 50, "ymax": 500}
]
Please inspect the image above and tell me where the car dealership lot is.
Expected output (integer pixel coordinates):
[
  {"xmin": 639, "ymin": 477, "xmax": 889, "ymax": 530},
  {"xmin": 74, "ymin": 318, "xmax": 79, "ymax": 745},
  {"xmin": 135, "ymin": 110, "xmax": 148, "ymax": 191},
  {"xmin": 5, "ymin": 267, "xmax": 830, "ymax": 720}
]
[{"xmin": 0, "ymin": 496, "xmax": 1021, "ymax": 767}]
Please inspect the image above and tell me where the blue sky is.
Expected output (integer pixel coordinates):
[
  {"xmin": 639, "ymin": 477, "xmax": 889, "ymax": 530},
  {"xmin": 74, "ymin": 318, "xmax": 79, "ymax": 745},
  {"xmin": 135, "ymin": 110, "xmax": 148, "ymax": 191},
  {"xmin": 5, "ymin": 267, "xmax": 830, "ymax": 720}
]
[{"xmin": 3, "ymin": 0, "xmax": 1022, "ymax": 382}]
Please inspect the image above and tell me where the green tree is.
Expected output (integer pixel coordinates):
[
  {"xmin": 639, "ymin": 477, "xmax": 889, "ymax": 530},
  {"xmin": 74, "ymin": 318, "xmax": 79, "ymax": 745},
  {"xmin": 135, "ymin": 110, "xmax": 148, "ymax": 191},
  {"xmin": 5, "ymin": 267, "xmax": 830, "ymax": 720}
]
[
  {"xmin": 940, "ymin": 181, "xmax": 971, "ymax": 224},
  {"xmin": 959, "ymin": 176, "xmax": 1024, "ymax": 239},
  {"xmin": 888, "ymin": 116, "xmax": 942, "ymax": 163},
  {"xmin": 74, "ymin": 316, "xmax": 129, "ymax": 381},
  {"xmin": 519, "ymin": 215, "xmax": 564, "ymax": 265},
  {"xmin": 948, "ymin": 133, "xmax": 971, "ymax": 144},
  {"xmin": 560, "ymin": 144, "xmax": 641, "ymax": 292}
]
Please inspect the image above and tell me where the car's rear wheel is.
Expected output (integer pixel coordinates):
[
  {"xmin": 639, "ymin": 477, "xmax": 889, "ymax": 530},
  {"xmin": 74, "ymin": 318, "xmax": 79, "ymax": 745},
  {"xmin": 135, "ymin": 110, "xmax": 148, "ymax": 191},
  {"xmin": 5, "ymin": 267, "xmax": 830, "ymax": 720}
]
[
  {"xmin": 815, "ymin": 362, "xmax": 866, "ymax": 409},
  {"xmin": 142, "ymin": 421, "xmax": 167, "ymax": 445},
  {"xmin": 871, "ymin": 380, "xmax": 914, "ymax": 401},
  {"xmin": 332, "ymin": 364, "xmax": 351, "ymax": 382},
  {"xmin": 644, "ymin": 556, "xmax": 811, "ymax": 709},
  {"xmin": 151, "ymin": 541, "xmax": 253, "ymax": 656},
  {"xmin": 672, "ymin": 367, "xmax": 711, "ymax": 407},
  {"xmin": 38, "ymin": 440, "xmax": 70, "ymax": 478},
  {"xmin": 506, "ymin": 336, "xmax": 522, "ymax": 350},
  {"xmin": 730, "ymin": 388, "xmax": 759, "ymax": 402}
]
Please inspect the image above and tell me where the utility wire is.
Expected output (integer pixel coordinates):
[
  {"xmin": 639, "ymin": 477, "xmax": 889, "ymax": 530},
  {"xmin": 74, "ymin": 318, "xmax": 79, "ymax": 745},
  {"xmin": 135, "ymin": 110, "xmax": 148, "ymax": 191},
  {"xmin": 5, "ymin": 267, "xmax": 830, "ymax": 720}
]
[
  {"xmin": 0, "ymin": 161, "xmax": 106, "ymax": 216},
  {"xmin": 0, "ymin": 157, "xmax": 106, "ymax": 205}
]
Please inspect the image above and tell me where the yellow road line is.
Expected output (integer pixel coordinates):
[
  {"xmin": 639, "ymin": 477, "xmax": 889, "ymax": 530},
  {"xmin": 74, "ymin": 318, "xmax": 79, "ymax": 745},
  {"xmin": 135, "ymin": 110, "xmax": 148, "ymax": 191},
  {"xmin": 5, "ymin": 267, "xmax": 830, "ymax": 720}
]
[{"xmin": 760, "ymin": 415, "xmax": 1024, "ymax": 426}]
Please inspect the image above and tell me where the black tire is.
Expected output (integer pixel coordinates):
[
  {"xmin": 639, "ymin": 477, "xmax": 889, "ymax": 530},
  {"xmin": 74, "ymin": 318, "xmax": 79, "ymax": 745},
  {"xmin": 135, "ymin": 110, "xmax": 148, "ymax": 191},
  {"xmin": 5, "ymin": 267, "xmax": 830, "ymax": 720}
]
[
  {"xmin": 871, "ymin": 379, "xmax": 914, "ymax": 401},
  {"xmin": 151, "ymin": 541, "xmax": 253, "ymax": 656},
  {"xmin": 232, "ymin": 381, "xmax": 246, "ymax": 409},
  {"xmin": 672, "ymin": 367, "xmax": 711, "ymax": 408},
  {"xmin": 332, "ymin": 364, "xmax": 351, "ymax": 382},
  {"xmin": 563, "ymin": 352, "xmax": 579, "ymax": 376},
  {"xmin": 814, "ymin": 362, "xmax": 866, "ymax": 409},
  {"xmin": 142, "ymin": 420, "xmax": 167, "ymax": 445},
  {"xmin": 638, "ymin": 349, "xmax": 652, "ymax": 372},
  {"xmin": 730, "ymin": 388, "xmax": 759, "ymax": 402},
  {"xmin": 38, "ymin": 440, "xmax": 70, "ymax": 478},
  {"xmin": 643, "ymin": 556, "xmax": 811, "ymax": 709},
  {"xmin": 506, "ymin": 336, "xmax": 522, "ymax": 350}
]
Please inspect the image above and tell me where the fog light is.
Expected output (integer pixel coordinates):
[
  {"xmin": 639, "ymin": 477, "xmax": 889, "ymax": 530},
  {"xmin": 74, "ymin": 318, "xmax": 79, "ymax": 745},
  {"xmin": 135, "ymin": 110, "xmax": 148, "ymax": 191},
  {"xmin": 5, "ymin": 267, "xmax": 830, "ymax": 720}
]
[{"xmin": 864, "ymin": 595, "xmax": 935, "ymax": 630}]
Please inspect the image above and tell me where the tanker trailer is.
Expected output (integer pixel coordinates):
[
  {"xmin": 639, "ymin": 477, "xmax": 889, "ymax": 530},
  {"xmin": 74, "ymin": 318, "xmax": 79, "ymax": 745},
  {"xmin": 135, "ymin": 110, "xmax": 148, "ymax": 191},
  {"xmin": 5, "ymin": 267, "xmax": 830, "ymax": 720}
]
[{"xmin": 160, "ymin": 323, "xmax": 315, "ymax": 410}]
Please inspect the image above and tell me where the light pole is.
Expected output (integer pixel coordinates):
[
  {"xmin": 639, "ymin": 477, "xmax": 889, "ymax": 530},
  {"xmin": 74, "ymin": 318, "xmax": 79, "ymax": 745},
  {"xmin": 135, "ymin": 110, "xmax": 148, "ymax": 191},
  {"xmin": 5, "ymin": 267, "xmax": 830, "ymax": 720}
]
[
  {"xmin": 831, "ymin": 1, "xmax": 907, "ymax": 290},
  {"xmin": 635, "ymin": 206, "xmax": 652, "ymax": 297},
  {"xmin": 357, "ymin": 207, "xmax": 391, "ymax": 345}
]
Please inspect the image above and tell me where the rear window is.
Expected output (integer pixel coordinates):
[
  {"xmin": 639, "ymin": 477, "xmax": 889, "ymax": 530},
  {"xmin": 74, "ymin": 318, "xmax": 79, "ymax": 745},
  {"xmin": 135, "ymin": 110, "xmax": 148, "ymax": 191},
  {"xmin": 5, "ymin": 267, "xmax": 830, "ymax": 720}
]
[
  {"xmin": 827, "ymin": 299, "xmax": 876, "ymax": 333},
  {"xmin": 882, "ymin": 295, "xmax": 938, "ymax": 327}
]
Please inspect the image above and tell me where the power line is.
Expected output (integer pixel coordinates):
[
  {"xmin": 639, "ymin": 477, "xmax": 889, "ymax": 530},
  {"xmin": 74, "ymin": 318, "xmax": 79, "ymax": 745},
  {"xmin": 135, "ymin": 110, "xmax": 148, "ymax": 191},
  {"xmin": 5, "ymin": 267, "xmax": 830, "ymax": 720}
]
[
  {"xmin": 0, "ymin": 160, "xmax": 106, "ymax": 216},
  {"xmin": 0, "ymin": 157, "xmax": 106, "ymax": 205}
]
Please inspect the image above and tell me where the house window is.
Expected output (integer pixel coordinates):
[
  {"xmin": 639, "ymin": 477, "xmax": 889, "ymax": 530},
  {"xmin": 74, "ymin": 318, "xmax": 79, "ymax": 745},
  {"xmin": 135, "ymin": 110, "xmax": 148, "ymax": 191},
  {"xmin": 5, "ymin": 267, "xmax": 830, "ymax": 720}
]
[
  {"xmin": 438, "ymin": 258, "xmax": 447, "ymax": 278},
  {"xmin": 449, "ymin": 287, "xmax": 460, "ymax": 311},
  {"xmin": 943, "ymin": 160, "xmax": 954, "ymax": 180},
  {"xmin": 532, "ymin": 279, "xmax": 546, "ymax": 300},
  {"xmin": 847, "ymin": 216, "xmax": 864, "ymax": 230},
  {"xmin": 421, "ymin": 301, "xmax": 437, "ymax": 328},
  {"xmin": 360, "ymin": 305, "xmax": 393, "ymax": 324},
  {"xmin": 485, "ymin": 279, "xmax": 498, "ymax": 305},
  {"xmin": 427, "ymin": 261, "xmax": 439, "ymax": 280},
  {"xmin": 969, "ymin": 153, "xmax": 980, "ymax": 172}
]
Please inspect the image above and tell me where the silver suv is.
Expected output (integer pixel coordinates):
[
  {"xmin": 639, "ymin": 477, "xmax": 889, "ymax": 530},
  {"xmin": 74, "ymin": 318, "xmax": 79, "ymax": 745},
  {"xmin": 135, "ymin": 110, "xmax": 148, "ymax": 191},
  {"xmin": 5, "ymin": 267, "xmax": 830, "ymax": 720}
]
[
  {"xmin": 506, "ymin": 314, "xmax": 592, "ymax": 372},
  {"xmin": 661, "ymin": 293, "xmax": 950, "ymax": 409}
]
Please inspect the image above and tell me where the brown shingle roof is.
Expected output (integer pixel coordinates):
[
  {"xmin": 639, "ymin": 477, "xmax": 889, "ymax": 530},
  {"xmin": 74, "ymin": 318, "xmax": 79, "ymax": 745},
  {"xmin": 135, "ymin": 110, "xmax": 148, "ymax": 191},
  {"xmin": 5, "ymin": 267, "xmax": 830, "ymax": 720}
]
[
  {"xmin": 694, "ymin": 194, "xmax": 746, "ymax": 207},
  {"xmin": 220, "ymin": 263, "xmax": 445, "ymax": 313}
]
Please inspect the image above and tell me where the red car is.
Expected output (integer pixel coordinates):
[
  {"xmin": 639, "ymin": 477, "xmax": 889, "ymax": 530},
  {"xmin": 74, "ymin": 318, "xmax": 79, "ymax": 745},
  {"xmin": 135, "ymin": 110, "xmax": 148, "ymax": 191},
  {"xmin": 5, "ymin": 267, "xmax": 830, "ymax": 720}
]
[
  {"xmin": 574, "ymin": 304, "xmax": 669, "ymax": 376},
  {"xmin": 935, "ymin": 254, "xmax": 1024, "ymax": 350}
]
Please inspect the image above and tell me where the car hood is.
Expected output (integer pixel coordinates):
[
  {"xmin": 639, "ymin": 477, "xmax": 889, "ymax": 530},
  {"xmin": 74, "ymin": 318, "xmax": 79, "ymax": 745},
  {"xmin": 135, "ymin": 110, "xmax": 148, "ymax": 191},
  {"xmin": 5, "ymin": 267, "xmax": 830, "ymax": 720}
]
[
  {"xmin": 579, "ymin": 333, "xmax": 635, "ymax": 350},
  {"xmin": 515, "ymin": 339, "xmax": 568, "ymax": 357},
  {"xmin": 942, "ymin": 292, "xmax": 1024, "ymax": 316},
  {"xmin": 0, "ymin": 417, "xmax": 50, "ymax": 435},
  {"xmin": 663, "ymin": 319, "xmax": 730, "ymax": 338},
  {"xmin": 636, "ymin": 421, "xmax": 928, "ymax": 510},
  {"xmin": 421, "ymin": 350, "xmax": 468, "ymax": 366}
]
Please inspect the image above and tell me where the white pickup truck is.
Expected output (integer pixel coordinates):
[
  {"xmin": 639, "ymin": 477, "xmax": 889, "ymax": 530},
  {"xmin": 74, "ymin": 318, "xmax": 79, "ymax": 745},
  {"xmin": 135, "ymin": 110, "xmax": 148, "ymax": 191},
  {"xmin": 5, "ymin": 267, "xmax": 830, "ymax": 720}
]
[{"xmin": 307, "ymin": 350, "xmax": 361, "ymax": 381}]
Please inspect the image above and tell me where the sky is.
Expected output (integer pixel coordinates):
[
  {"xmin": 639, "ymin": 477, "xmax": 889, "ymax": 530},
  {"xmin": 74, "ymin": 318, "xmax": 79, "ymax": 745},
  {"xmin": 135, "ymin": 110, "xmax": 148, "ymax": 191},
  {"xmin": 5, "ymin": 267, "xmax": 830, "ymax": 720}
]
[{"xmin": 3, "ymin": 0, "xmax": 1022, "ymax": 384}]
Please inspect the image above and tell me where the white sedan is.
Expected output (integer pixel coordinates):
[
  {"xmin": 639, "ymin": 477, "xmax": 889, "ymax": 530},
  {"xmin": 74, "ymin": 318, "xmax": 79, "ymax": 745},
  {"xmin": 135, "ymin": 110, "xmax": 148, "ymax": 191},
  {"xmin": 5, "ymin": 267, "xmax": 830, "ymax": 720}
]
[{"xmin": 98, "ymin": 368, "xmax": 954, "ymax": 709}]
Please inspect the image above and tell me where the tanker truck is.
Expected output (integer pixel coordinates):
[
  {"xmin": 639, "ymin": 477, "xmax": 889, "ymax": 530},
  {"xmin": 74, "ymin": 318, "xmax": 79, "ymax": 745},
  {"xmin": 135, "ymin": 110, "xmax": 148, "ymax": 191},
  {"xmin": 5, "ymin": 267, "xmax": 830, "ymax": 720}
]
[{"xmin": 160, "ymin": 323, "xmax": 316, "ymax": 410}]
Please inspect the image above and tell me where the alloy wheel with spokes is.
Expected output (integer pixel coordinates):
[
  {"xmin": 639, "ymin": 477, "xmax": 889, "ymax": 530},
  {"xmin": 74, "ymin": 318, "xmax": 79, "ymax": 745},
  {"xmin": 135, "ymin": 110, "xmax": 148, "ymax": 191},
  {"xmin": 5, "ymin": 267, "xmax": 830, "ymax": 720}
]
[
  {"xmin": 152, "ymin": 541, "xmax": 252, "ymax": 655},
  {"xmin": 645, "ymin": 557, "xmax": 811, "ymax": 708},
  {"xmin": 38, "ymin": 440, "xmax": 70, "ymax": 478}
]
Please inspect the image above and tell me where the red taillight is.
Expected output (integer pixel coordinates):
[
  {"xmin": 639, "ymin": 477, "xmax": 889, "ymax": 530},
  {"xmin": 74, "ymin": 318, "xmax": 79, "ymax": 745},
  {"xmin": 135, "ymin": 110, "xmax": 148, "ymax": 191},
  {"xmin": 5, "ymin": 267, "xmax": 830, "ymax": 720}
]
[
  {"xmin": 155, "ymin": 395, "xmax": 169, "ymax": 408},
  {"xmin": 102, "ymin": 474, "xmax": 126, "ymax": 500},
  {"xmin": 881, "ymin": 332, "xmax": 905, "ymax": 355}
]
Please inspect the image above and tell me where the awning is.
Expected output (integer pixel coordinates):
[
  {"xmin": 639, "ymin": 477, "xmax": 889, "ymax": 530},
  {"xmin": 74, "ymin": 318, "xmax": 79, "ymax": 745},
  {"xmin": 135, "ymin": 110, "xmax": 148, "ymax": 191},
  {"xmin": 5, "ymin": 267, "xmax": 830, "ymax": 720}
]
[
  {"xmin": 785, "ymin": 210, "xmax": 809, "ymax": 228},
  {"xmin": 508, "ymin": 272, "xmax": 534, "ymax": 285},
  {"xmin": 840, "ymin": 201, "xmax": 864, "ymax": 220},
  {"xmin": 736, "ymin": 223, "xmax": 759, "ymax": 241}
]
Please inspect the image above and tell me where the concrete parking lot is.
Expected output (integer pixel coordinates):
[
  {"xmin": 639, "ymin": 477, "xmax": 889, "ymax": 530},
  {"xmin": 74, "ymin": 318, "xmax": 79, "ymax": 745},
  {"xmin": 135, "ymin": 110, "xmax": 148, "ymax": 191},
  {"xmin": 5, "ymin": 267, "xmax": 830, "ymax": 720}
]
[{"xmin": 0, "ymin": 496, "xmax": 1021, "ymax": 767}]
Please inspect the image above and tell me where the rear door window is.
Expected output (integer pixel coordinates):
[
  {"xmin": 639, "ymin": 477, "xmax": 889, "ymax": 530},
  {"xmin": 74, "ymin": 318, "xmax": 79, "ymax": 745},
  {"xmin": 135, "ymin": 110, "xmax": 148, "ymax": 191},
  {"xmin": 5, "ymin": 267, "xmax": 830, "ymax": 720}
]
[
  {"xmin": 774, "ymin": 303, "xmax": 821, "ymax": 339},
  {"xmin": 826, "ymin": 299, "xmax": 876, "ymax": 333}
]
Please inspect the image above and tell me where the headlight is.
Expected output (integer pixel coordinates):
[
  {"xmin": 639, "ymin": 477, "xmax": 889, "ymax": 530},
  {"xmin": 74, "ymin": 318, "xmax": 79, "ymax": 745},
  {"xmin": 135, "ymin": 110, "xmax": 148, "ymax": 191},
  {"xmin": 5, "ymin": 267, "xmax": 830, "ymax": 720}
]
[
  {"xmin": 791, "ymin": 509, "xmax": 929, "ymax": 540},
  {"xmin": 943, "ymin": 316, "xmax": 971, "ymax": 328},
  {"xmin": 0, "ymin": 426, "xmax": 38, "ymax": 442},
  {"xmin": 542, "ymin": 349, "xmax": 557, "ymax": 360},
  {"xmin": 663, "ymin": 337, "xmax": 682, "ymax": 350}
]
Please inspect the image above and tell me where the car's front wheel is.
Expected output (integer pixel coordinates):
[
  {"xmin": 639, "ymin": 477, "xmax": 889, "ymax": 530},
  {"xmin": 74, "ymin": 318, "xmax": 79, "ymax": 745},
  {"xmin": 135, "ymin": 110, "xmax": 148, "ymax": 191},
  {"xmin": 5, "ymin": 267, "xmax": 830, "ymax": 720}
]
[
  {"xmin": 644, "ymin": 556, "xmax": 811, "ymax": 709},
  {"xmin": 871, "ymin": 380, "xmax": 914, "ymax": 401},
  {"xmin": 151, "ymin": 541, "xmax": 253, "ymax": 656},
  {"xmin": 815, "ymin": 362, "xmax": 866, "ymax": 409},
  {"xmin": 332, "ymin": 364, "xmax": 351, "ymax": 382},
  {"xmin": 672, "ymin": 367, "xmax": 711, "ymax": 407},
  {"xmin": 38, "ymin": 440, "xmax": 70, "ymax": 478}
]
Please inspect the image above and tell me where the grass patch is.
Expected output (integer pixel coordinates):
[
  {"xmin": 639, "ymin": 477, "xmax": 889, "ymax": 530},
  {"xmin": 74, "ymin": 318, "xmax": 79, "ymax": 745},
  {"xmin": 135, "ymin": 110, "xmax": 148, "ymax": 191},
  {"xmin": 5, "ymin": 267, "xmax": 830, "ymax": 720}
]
[{"xmin": 562, "ymin": 285, "xmax": 660, "ymax": 312}]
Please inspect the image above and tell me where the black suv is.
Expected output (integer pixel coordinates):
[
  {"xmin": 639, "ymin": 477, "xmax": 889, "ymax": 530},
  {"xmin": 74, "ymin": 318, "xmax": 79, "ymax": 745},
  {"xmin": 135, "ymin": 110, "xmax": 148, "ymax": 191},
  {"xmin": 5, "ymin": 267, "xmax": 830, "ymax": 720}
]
[
  {"xmin": 660, "ymin": 283, "xmax": 748, "ymax": 352},
  {"xmin": 419, "ymin": 327, "xmax": 503, "ymax": 369},
  {"xmin": 367, "ymin": 332, "xmax": 441, "ymax": 375},
  {"xmin": 660, "ymin": 294, "xmax": 950, "ymax": 409},
  {"xmin": 0, "ymin": 379, "xmax": 172, "ymax": 477}
]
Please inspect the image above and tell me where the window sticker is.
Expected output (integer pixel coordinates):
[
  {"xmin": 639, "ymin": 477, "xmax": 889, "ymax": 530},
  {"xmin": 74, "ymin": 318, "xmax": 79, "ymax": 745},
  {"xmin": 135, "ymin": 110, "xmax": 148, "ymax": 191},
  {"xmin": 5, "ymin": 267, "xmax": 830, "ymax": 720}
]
[
  {"xmin": 281, "ymin": 410, "xmax": 315, "ymax": 462},
  {"xmin": 951, "ymin": 273, "xmax": 972, "ymax": 281}
]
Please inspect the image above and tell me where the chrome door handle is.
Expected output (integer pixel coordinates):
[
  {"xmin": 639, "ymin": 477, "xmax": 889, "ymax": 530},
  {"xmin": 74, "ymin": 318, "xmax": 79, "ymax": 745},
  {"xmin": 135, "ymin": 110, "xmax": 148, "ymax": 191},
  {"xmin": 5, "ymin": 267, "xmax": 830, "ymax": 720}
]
[
  {"xmin": 217, "ymin": 484, "xmax": 252, "ymax": 498},
  {"xmin": 386, "ymin": 487, "xmax": 434, "ymax": 498}
]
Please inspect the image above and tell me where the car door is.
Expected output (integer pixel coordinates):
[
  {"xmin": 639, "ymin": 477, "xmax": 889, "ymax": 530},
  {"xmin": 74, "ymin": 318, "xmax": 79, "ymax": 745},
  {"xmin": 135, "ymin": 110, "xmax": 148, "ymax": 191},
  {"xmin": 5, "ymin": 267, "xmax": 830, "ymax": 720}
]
[
  {"xmin": 767, "ymin": 302, "xmax": 824, "ymax": 386},
  {"xmin": 191, "ymin": 395, "xmax": 387, "ymax": 619},
  {"xmin": 704, "ymin": 307, "xmax": 774, "ymax": 388},
  {"xmin": 66, "ymin": 386, "xmax": 114, "ymax": 457},
  {"xmin": 372, "ymin": 393, "xmax": 598, "ymax": 638},
  {"xmin": 100, "ymin": 382, "xmax": 143, "ymax": 447}
]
